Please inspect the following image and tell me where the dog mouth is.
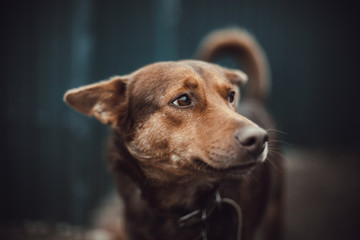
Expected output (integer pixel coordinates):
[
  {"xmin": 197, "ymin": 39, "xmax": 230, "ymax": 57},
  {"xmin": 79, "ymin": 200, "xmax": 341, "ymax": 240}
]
[
  {"xmin": 192, "ymin": 142, "xmax": 268, "ymax": 176},
  {"xmin": 193, "ymin": 158, "xmax": 259, "ymax": 176}
]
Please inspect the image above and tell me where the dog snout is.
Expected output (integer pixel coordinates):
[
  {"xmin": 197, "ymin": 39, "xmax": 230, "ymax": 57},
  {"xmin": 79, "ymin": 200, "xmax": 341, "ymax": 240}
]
[{"xmin": 236, "ymin": 127, "xmax": 268, "ymax": 155}]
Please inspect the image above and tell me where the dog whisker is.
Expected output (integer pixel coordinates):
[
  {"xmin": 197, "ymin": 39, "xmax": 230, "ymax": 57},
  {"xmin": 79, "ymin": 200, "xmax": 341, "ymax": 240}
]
[
  {"xmin": 266, "ymin": 128, "xmax": 288, "ymax": 135},
  {"xmin": 268, "ymin": 149, "xmax": 291, "ymax": 165},
  {"xmin": 268, "ymin": 139, "xmax": 293, "ymax": 147},
  {"xmin": 265, "ymin": 156, "xmax": 283, "ymax": 173}
]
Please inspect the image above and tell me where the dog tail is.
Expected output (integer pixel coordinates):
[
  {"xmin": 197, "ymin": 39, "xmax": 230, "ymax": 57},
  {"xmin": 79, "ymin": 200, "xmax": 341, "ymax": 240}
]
[{"xmin": 195, "ymin": 28, "xmax": 270, "ymax": 102}]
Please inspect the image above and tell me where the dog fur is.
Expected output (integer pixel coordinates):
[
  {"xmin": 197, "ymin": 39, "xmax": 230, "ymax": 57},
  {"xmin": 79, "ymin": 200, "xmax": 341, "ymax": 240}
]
[{"xmin": 64, "ymin": 28, "xmax": 283, "ymax": 240}]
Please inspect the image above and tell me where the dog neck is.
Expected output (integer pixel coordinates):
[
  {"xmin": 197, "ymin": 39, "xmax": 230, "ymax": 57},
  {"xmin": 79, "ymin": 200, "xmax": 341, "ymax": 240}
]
[
  {"xmin": 109, "ymin": 128, "xmax": 222, "ymax": 214},
  {"xmin": 148, "ymin": 180, "xmax": 220, "ymax": 214}
]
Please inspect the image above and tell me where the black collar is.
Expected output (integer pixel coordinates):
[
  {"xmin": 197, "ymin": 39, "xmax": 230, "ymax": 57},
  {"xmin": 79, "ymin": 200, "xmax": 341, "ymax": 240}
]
[{"xmin": 177, "ymin": 190, "xmax": 243, "ymax": 240}]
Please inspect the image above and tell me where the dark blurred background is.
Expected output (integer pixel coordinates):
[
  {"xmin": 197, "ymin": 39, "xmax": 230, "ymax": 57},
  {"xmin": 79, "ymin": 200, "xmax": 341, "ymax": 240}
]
[{"xmin": 2, "ymin": 0, "xmax": 360, "ymax": 239}]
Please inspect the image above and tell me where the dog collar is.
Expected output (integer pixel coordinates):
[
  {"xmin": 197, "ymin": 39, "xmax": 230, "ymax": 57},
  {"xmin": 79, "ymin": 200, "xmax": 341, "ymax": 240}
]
[{"xmin": 177, "ymin": 190, "xmax": 243, "ymax": 240}]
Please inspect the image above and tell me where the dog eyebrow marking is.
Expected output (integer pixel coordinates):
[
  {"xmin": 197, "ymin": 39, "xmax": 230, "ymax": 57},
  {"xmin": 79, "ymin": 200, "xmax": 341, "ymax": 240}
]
[
  {"xmin": 215, "ymin": 82, "xmax": 234, "ymax": 99},
  {"xmin": 183, "ymin": 78, "xmax": 199, "ymax": 90}
]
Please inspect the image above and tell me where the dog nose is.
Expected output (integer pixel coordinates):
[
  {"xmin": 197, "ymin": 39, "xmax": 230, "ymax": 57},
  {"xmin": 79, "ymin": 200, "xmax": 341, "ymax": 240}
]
[{"xmin": 236, "ymin": 127, "xmax": 269, "ymax": 155}]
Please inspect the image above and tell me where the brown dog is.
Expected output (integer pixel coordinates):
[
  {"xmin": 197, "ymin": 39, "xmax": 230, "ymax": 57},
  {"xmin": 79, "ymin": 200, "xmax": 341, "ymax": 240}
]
[{"xmin": 64, "ymin": 29, "xmax": 283, "ymax": 240}]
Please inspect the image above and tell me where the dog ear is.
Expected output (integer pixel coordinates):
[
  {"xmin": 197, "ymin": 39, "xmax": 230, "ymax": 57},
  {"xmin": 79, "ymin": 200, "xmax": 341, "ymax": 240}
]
[
  {"xmin": 64, "ymin": 76, "xmax": 128, "ymax": 126},
  {"xmin": 223, "ymin": 68, "xmax": 248, "ymax": 86}
]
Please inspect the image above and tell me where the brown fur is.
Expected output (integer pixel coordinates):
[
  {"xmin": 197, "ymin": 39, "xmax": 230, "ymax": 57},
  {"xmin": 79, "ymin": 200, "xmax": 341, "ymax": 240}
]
[{"xmin": 64, "ymin": 28, "xmax": 283, "ymax": 240}]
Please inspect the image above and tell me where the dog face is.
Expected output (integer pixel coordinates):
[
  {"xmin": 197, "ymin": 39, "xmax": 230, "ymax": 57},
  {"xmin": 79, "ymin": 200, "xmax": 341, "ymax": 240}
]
[{"xmin": 64, "ymin": 60, "xmax": 268, "ymax": 182}]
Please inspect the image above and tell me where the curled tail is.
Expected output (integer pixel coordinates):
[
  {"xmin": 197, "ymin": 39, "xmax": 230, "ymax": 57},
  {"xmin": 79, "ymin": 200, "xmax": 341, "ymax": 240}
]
[{"xmin": 195, "ymin": 28, "xmax": 270, "ymax": 102}]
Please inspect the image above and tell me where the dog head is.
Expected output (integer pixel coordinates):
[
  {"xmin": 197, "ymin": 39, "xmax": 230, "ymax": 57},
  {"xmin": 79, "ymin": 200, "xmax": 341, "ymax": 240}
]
[{"xmin": 64, "ymin": 60, "xmax": 268, "ymax": 182}]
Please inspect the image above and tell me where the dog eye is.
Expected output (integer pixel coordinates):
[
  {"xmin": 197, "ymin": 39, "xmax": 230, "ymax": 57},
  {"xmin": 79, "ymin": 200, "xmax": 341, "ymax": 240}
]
[
  {"xmin": 172, "ymin": 94, "xmax": 192, "ymax": 107},
  {"xmin": 228, "ymin": 91, "xmax": 236, "ymax": 104}
]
